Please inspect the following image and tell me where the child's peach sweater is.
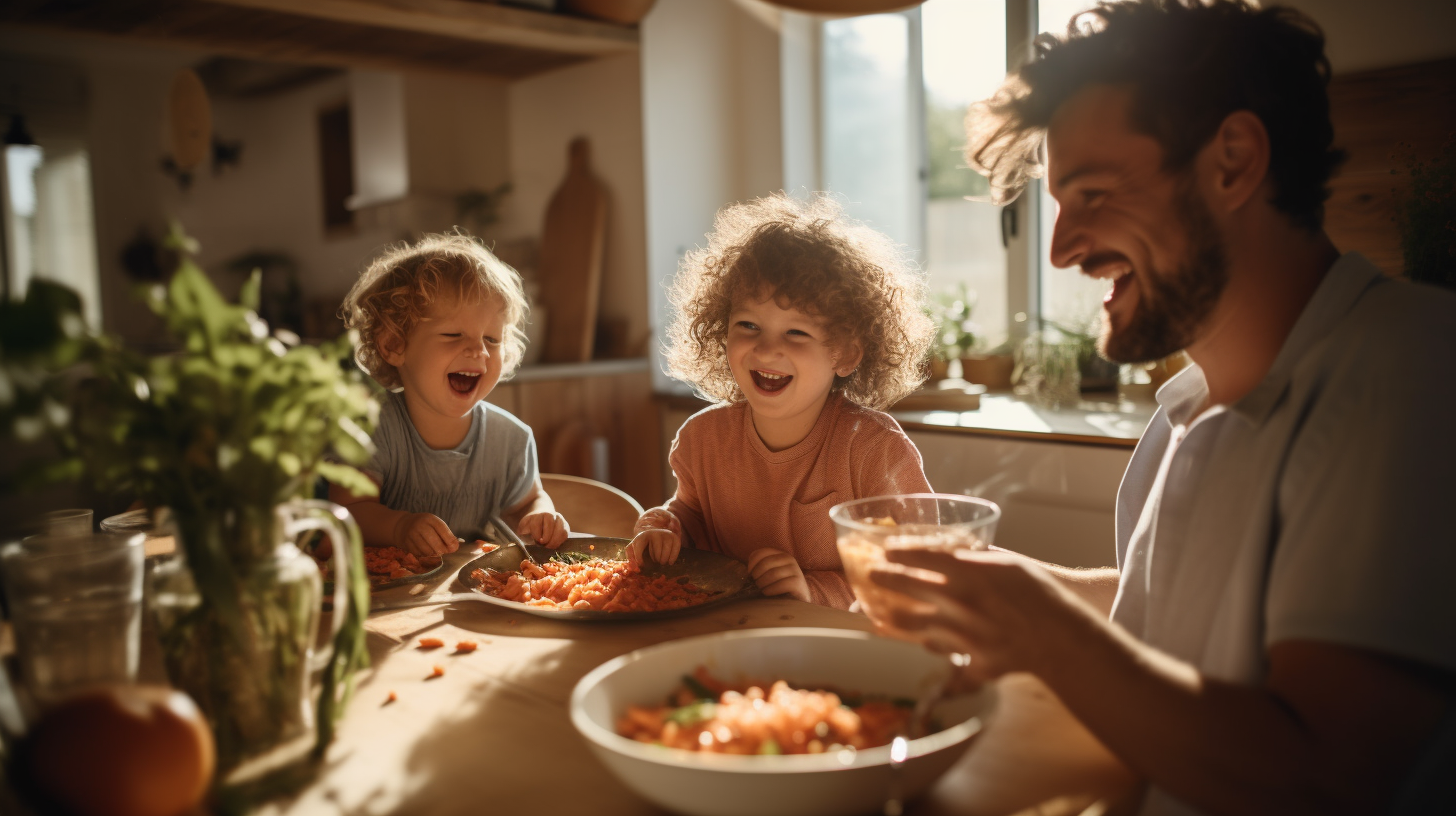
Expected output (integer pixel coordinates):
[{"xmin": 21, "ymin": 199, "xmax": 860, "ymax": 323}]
[{"xmin": 665, "ymin": 393, "xmax": 932, "ymax": 609}]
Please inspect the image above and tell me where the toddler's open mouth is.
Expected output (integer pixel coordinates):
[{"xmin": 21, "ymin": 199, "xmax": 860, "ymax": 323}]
[
  {"xmin": 750, "ymin": 370, "xmax": 791, "ymax": 393},
  {"xmin": 448, "ymin": 371, "xmax": 480, "ymax": 394}
]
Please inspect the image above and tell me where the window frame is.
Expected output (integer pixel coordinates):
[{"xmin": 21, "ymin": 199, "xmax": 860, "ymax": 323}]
[{"xmin": 810, "ymin": 0, "xmax": 1047, "ymax": 348}]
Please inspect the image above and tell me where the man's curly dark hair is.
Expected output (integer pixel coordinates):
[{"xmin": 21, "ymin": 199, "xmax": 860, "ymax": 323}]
[{"xmin": 966, "ymin": 0, "xmax": 1345, "ymax": 232}]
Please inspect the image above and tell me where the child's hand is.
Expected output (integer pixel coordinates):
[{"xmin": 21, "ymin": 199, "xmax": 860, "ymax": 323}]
[
  {"xmin": 746, "ymin": 548, "xmax": 811, "ymax": 603},
  {"xmin": 518, "ymin": 511, "xmax": 569, "ymax": 548},
  {"xmin": 633, "ymin": 508, "xmax": 682, "ymax": 538},
  {"xmin": 627, "ymin": 528, "xmax": 681, "ymax": 567},
  {"xmin": 394, "ymin": 513, "xmax": 458, "ymax": 557}
]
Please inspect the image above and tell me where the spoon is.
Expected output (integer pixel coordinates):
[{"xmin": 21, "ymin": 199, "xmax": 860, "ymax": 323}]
[
  {"xmin": 884, "ymin": 736, "xmax": 909, "ymax": 816},
  {"xmin": 883, "ymin": 660, "xmax": 958, "ymax": 816}
]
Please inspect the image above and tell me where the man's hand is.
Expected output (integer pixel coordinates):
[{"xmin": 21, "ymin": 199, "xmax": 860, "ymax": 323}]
[
  {"xmin": 746, "ymin": 548, "xmax": 811, "ymax": 603},
  {"xmin": 518, "ymin": 511, "xmax": 569, "ymax": 548},
  {"xmin": 628, "ymin": 528, "xmax": 681, "ymax": 566},
  {"xmin": 393, "ymin": 512, "xmax": 458, "ymax": 557},
  {"xmin": 869, "ymin": 547, "xmax": 1099, "ymax": 683}
]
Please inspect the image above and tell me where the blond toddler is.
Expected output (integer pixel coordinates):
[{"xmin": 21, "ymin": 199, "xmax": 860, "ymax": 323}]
[{"xmin": 334, "ymin": 233, "xmax": 568, "ymax": 556}]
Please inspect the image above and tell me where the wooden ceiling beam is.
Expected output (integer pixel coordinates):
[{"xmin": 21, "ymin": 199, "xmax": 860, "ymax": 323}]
[
  {"xmin": 0, "ymin": 0, "xmax": 636, "ymax": 80},
  {"xmin": 210, "ymin": 0, "xmax": 637, "ymax": 55}
]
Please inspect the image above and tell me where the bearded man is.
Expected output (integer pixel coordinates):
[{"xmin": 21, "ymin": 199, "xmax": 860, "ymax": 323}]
[{"xmin": 871, "ymin": 2, "xmax": 1456, "ymax": 815}]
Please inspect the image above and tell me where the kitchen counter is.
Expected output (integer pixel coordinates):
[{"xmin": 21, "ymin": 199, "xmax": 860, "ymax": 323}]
[{"xmin": 894, "ymin": 391, "xmax": 1157, "ymax": 449}]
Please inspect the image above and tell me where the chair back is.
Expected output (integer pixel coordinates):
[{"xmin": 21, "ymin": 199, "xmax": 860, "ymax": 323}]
[{"xmin": 540, "ymin": 474, "xmax": 644, "ymax": 539}]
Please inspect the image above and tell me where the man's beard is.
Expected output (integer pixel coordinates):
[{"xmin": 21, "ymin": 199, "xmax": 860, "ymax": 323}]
[{"xmin": 1098, "ymin": 183, "xmax": 1229, "ymax": 364}]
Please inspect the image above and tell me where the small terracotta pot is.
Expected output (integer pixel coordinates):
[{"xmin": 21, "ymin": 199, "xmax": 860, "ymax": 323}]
[
  {"xmin": 959, "ymin": 354, "xmax": 1015, "ymax": 390},
  {"xmin": 925, "ymin": 357, "xmax": 950, "ymax": 384},
  {"xmin": 562, "ymin": 0, "xmax": 657, "ymax": 24}
]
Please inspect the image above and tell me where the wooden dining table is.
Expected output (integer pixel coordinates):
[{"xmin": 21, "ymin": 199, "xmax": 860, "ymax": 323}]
[{"xmin": 247, "ymin": 547, "xmax": 1140, "ymax": 816}]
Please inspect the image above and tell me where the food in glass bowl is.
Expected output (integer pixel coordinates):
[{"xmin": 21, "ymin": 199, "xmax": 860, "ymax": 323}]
[
  {"xmin": 833, "ymin": 494, "xmax": 999, "ymax": 635},
  {"xmin": 617, "ymin": 666, "xmax": 920, "ymax": 755}
]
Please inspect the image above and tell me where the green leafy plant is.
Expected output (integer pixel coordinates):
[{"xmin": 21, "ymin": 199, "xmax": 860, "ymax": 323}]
[
  {"xmin": 1045, "ymin": 308, "xmax": 1121, "ymax": 389},
  {"xmin": 929, "ymin": 283, "xmax": 979, "ymax": 361},
  {"xmin": 1, "ymin": 224, "xmax": 376, "ymax": 767},
  {"xmin": 1394, "ymin": 135, "xmax": 1456, "ymax": 289}
]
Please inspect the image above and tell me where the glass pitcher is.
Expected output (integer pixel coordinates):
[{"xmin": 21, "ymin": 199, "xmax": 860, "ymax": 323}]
[{"xmin": 149, "ymin": 499, "xmax": 356, "ymax": 772}]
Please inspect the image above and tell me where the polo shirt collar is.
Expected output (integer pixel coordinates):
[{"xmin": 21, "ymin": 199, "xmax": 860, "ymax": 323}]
[
  {"xmin": 1231, "ymin": 252, "xmax": 1384, "ymax": 426},
  {"xmin": 1155, "ymin": 363, "xmax": 1209, "ymax": 428}
]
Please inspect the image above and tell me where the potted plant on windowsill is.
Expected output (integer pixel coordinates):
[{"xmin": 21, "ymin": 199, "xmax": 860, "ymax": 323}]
[
  {"xmin": 959, "ymin": 341, "xmax": 1017, "ymax": 391},
  {"xmin": 1, "ymin": 226, "xmax": 376, "ymax": 782},
  {"xmin": 1048, "ymin": 316, "xmax": 1120, "ymax": 393}
]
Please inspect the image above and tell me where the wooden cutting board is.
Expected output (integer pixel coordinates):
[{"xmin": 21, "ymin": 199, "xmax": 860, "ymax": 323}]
[{"xmin": 538, "ymin": 137, "xmax": 608, "ymax": 363}]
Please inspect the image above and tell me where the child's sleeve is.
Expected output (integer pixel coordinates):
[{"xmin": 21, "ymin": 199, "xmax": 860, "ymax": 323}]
[
  {"xmin": 804, "ymin": 571, "xmax": 857, "ymax": 611},
  {"xmin": 662, "ymin": 423, "xmax": 709, "ymax": 549},
  {"xmin": 855, "ymin": 426, "xmax": 932, "ymax": 497},
  {"xmin": 503, "ymin": 427, "xmax": 540, "ymax": 512},
  {"xmin": 364, "ymin": 400, "xmax": 395, "ymax": 487}
]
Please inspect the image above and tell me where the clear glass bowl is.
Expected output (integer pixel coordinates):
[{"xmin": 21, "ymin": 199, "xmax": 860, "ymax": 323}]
[{"xmin": 831, "ymin": 494, "xmax": 1000, "ymax": 634}]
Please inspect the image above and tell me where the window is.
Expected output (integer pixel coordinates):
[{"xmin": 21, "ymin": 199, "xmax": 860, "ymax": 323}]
[
  {"xmin": 817, "ymin": 0, "xmax": 1112, "ymax": 349},
  {"xmin": 920, "ymin": 0, "xmax": 1008, "ymax": 349},
  {"xmin": 3, "ymin": 128, "xmax": 100, "ymax": 327},
  {"xmin": 1036, "ymin": 0, "xmax": 1108, "ymax": 334}
]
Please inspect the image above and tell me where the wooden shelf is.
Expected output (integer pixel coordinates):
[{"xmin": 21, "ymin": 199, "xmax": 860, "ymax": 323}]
[{"xmin": 1, "ymin": 0, "xmax": 639, "ymax": 80}]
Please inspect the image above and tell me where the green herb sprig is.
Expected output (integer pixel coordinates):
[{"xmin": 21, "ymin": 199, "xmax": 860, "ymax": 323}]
[{"xmin": 0, "ymin": 223, "xmax": 378, "ymax": 759}]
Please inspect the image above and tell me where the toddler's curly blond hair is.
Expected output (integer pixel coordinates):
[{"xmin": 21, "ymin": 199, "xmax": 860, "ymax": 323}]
[
  {"xmin": 665, "ymin": 194, "xmax": 932, "ymax": 410},
  {"xmin": 341, "ymin": 232, "xmax": 529, "ymax": 390}
]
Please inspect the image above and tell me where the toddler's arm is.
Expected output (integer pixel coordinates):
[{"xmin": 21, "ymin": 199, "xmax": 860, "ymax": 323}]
[
  {"xmin": 502, "ymin": 478, "xmax": 570, "ymax": 548},
  {"xmin": 327, "ymin": 479, "xmax": 458, "ymax": 557},
  {"xmin": 627, "ymin": 508, "xmax": 682, "ymax": 566}
]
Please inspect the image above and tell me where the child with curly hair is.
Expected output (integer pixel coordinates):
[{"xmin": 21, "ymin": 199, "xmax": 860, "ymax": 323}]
[
  {"xmin": 630, "ymin": 194, "xmax": 935, "ymax": 609},
  {"xmin": 333, "ymin": 232, "xmax": 568, "ymax": 557}
]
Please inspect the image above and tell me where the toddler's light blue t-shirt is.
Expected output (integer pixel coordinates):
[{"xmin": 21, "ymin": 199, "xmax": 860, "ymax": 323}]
[{"xmin": 368, "ymin": 390, "xmax": 538, "ymax": 541}]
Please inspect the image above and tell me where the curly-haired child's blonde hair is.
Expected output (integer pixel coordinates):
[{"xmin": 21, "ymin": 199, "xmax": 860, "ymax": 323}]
[
  {"xmin": 665, "ymin": 194, "xmax": 932, "ymax": 410},
  {"xmin": 341, "ymin": 231, "xmax": 529, "ymax": 390}
]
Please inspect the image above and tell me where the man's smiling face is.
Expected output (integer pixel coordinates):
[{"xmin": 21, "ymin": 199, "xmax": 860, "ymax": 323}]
[{"xmin": 1046, "ymin": 85, "xmax": 1229, "ymax": 364}]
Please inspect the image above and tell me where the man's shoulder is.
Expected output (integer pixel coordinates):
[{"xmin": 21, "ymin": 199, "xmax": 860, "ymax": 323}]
[{"xmin": 1318, "ymin": 276, "xmax": 1456, "ymax": 383}]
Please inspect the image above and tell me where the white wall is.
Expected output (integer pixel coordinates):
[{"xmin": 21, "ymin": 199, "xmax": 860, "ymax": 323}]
[
  {"xmin": 641, "ymin": 0, "xmax": 790, "ymax": 390},
  {"xmin": 503, "ymin": 52, "xmax": 649, "ymax": 356}
]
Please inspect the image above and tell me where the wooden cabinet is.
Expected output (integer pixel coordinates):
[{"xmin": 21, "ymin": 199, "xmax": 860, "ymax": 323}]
[{"xmin": 486, "ymin": 360, "xmax": 663, "ymax": 509}]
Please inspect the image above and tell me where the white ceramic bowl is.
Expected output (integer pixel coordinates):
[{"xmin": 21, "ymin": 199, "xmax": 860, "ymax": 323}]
[{"xmin": 570, "ymin": 628, "xmax": 997, "ymax": 816}]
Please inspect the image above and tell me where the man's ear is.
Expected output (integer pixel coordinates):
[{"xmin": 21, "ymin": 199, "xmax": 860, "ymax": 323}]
[
  {"xmin": 834, "ymin": 341, "xmax": 863, "ymax": 378},
  {"xmin": 1202, "ymin": 109, "xmax": 1271, "ymax": 214},
  {"xmin": 379, "ymin": 329, "xmax": 406, "ymax": 367}
]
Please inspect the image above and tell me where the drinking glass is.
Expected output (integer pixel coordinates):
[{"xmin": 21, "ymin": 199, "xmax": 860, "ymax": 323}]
[
  {"xmin": 34, "ymin": 508, "xmax": 94, "ymax": 537},
  {"xmin": 101, "ymin": 508, "xmax": 176, "ymax": 560},
  {"xmin": 831, "ymin": 494, "xmax": 1000, "ymax": 637},
  {"xmin": 0, "ymin": 532, "xmax": 145, "ymax": 705}
]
